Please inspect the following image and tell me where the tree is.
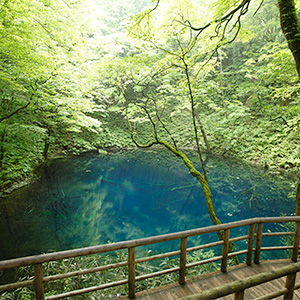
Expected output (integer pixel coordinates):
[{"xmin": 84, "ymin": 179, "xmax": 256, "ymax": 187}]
[
  {"xmin": 126, "ymin": 0, "xmax": 237, "ymax": 242},
  {"xmin": 205, "ymin": 0, "xmax": 300, "ymax": 215},
  {"xmin": 0, "ymin": 0, "xmax": 102, "ymax": 191},
  {"xmin": 277, "ymin": 0, "xmax": 300, "ymax": 215},
  {"xmin": 130, "ymin": 0, "xmax": 300, "ymax": 216},
  {"xmin": 278, "ymin": 0, "xmax": 300, "ymax": 79}
]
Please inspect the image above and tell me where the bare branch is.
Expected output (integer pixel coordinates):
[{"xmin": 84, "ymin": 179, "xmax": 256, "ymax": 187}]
[
  {"xmin": 187, "ymin": 0, "xmax": 251, "ymax": 32},
  {"xmin": 253, "ymin": 0, "xmax": 265, "ymax": 16},
  {"xmin": 270, "ymin": 115, "xmax": 291, "ymax": 128},
  {"xmin": 145, "ymin": 93, "xmax": 178, "ymax": 150},
  {"xmin": 151, "ymin": 0, "xmax": 160, "ymax": 13},
  {"xmin": 0, "ymin": 101, "xmax": 31, "ymax": 123}
]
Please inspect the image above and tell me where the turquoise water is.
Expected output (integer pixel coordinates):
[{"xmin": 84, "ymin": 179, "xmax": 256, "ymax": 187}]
[{"xmin": 0, "ymin": 150, "xmax": 296, "ymax": 261}]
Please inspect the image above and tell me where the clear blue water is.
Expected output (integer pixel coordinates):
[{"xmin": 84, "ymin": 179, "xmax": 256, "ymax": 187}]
[{"xmin": 0, "ymin": 149, "xmax": 296, "ymax": 261}]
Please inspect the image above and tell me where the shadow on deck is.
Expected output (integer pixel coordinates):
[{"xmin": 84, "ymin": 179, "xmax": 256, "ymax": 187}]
[{"xmin": 119, "ymin": 260, "xmax": 300, "ymax": 300}]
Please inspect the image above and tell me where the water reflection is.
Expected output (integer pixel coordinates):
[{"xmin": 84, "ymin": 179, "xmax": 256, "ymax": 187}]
[{"xmin": 0, "ymin": 150, "xmax": 296, "ymax": 260}]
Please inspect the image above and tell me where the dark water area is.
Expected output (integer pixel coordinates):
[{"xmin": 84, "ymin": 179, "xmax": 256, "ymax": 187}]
[{"xmin": 0, "ymin": 149, "xmax": 296, "ymax": 263}]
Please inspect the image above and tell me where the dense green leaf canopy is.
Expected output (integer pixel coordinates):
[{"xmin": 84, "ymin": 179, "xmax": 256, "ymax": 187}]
[{"xmin": 0, "ymin": 0, "xmax": 299, "ymax": 197}]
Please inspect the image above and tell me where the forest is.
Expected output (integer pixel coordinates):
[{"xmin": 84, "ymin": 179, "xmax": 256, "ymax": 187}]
[
  {"xmin": 1, "ymin": 0, "xmax": 300, "ymax": 299},
  {"xmin": 0, "ymin": 0, "xmax": 299, "ymax": 201}
]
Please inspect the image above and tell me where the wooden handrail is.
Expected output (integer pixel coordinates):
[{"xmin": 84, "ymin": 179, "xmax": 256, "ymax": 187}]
[
  {"xmin": 1, "ymin": 217, "xmax": 299, "ymax": 270},
  {"xmin": 178, "ymin": 260, "xmax": 300, "ymax": 300},
  {"xmin": 1, "ymin": 216, "xmax": 300, "ymax": 299}
]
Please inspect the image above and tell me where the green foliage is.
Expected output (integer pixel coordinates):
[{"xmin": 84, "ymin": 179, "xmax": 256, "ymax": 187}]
[
  {"xmin": 1, "ymin": 0, "xmax": 300, "ymax": 201},
  {"xmin": 279, "ymin": 220, "xmax": 297, "ymax": 258},
  {"xmin": 2, "ymin": 249, "xmax": 216, "ymax": 299},
  {"xmin": 113, "ymin": 0, "xmax": 300, "ymax": 180},
  {"xmin": 0, "ymin": 0, "xmax": 105, "ymax": 191}
]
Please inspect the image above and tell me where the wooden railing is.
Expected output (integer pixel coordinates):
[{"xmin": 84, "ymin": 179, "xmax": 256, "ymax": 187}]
[
  {"xmin": 180, "ymin": 260, "xmax": 300, "ymax": 300},
  {"xmin": 0, "ymin": 216, "xmax": 300, "ymax": 300}
]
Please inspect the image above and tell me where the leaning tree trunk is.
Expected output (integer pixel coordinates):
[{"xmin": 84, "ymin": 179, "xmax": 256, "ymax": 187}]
[
  {"xmin": 159, "ymin": 140, "xmax": 221, "ymax": 226},
  {"xmin": 131, "ymin": 135, "xmax": 238, "ymax": 263},
  {"xmin": 131, "ymin": 134, "xmax": 223, "ymax": 237},
  {"xmin": 278, "ymin": 0, "xmax": 300, "ymax": 215}
]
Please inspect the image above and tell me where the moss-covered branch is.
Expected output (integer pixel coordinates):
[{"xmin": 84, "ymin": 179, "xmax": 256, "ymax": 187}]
[
  {"xmin": 131, "ymin": 132, "xmax": 222, "ymax": 231},
  {"xmin": 130, "ymin": 133, "xmax": 159, "ymax": 149},
  {"xmin": 157, "ymin": 139, "xmax": 222, "ymax": 228}
]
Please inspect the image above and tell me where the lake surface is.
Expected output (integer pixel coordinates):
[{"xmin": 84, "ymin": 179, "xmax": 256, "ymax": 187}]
[{"xmin": 0, "ymin": 149, "xmax": 296, "ymax": 261}]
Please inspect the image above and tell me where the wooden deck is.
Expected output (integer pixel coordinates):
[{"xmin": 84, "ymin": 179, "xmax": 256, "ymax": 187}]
[
  {"xmin": 2, "ymin": 217, "xmax": 300, "ymax": 300},
  {"xmin": 118, "ymin": 260, "xmax": 300, "ymax": 300}
]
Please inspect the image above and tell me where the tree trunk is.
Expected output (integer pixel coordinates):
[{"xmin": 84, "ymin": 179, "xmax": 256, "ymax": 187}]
[
  {"xmin": 278, "ymin": 0, "xmax": 300, "ymax": 79},
  {"xmin": 278, "ymin": 0, "xmax": 300, "ymax": 215},
  {"xmin": 219, "ymin": 56, "xmax": 228, "ymax": 119},
  {"xmin": 43, "ymin": 127, "xmax": 52, "ymax": 162},
  {"xmin": 194, "ymin": 109, "xmax": 211, "ymax": 152},
  {"xmin": 131, "ymin": 134, "xmax": 222, "ymax": 231},
  {"xmin": 0, "ymin": 120, "xmax": 8, "ymax": 170},
  {"xmin": 160, "ymin": 141, "xmax": 221, "ymax": 228},
  {"xmin": 43, "ymin": 139, "xmax": 50, "ymax": 162}
]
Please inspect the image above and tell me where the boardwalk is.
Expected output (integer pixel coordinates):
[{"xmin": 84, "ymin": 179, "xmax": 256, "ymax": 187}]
[
  {"xmin": 118, "ymin": 260, "xmax": 300, "ymax": 300},
  {"xmin": 2, "ymin": 217, "xmax": 300, "ymax": 300}
]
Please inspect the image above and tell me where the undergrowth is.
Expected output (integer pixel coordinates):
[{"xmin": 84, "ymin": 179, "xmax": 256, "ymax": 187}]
[{"xmin": 1, "ymin": 249, "xmax": 218, "ymax": 300}]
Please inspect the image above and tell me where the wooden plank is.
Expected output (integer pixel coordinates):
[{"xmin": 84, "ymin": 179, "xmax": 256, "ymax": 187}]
[
  {"xmin": 0, "ymin": 279, "xmax": 34, "ymax": 291},
  {"xmin": 179, "ymin": 237, "xmax": 187, "ymax": 285},
  {"xmin": 135, "ymin": 267, "xmax": 180, "ymax": 281},
  {"xmin": 46, "ymin": 279, "xmax": 128, "ymax": 300},
  {"xmin": 128, "ymin": 247, "xmax": 135, "ymax": 299},
  {"xmin": 292, "ymin": 222, "xmax": 300, "ymax": 262},
  {"xmin": 117, "ymin": 260, "xmax": 300, "ymax": 300},
  {"xmin": 34, "ymin": 264, "xmax": 45, "ymax": 300},
  {"xmin": 135, "ymin": 250, "xmax": 180, "ymax": 263},
  {"xmin": 254, "ymin": 223, "xmax": 263, "ymax": 264},
  {"xmin": 3, "ymin": 217, "xmax": 300, "ymax": 300},
  {"xmin": 179, "ymin": 262, "xmax": 300, "ymax": 299},
  {"xmin": 234, "ymin": 290, "xmax": 244, "ymax": 300},
  {"xmin": 246, "ymin": 223, "xmax": 255, "ymax": 266},
  {"xmin": 187, "ymin": 240, "xmax": 223, "ymax": 253},
  {"xmin": 43, "ymin": 261, "xmax": 128, "ymax": 282},
  {"xmin": 221, "ymin": 229, "xmax": 230, "ymax": 273},
  {"xmin": 262, "ymin": 232, "xmax": 295, "ymax": 237},
  {"xmin": 284, "ymin": 273, "xmax": 296, "ymax": 299}
]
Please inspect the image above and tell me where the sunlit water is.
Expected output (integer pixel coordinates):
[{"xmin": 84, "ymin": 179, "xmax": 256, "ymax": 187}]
[{"xmin": 0, "ymin": 150, "xmax": 296, "ymax": 262}]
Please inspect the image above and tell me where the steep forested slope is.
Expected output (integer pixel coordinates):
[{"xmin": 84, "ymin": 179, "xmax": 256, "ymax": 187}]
[{"xmin": 1, "ymin": 0, "xmax": 299, "ymax": 194}]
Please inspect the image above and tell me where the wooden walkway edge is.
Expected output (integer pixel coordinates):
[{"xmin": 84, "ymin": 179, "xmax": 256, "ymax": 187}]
[
  {"xmin": 2, "ymin": 217, "xmax": 300, "ymax": 300},
  {"xmin": 118, "ymin": 260, "xmax": 300, "ymax": 300}
]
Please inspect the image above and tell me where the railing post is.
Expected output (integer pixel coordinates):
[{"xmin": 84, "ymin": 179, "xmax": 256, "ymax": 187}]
[
  {"xmin": 234, "ymin": 290, "xmax": 245, "ymax": 300},
  {"xmin": 284, "ymin": 272, "xmax": 296, "ymax": 299},
  {"xmin": 221, "ymin": 229, "xmax": 230, "ymax": 273},
  {"xmin": 179, "ymin": 237, "xmax": 187, "ymax": 285},
  {"xmin": 291, "ymin": 221, "xmax": 300, "ymax": 262},
  {"xmin": 128, "ymin": 247, "xmax": 136, "ymax": 299},
  {"xmin": 34, "ymin": 263, "xmax": 45, "ymax": 300},
  {"xmin": 246, "ymin": 223, "xmax": 255, "ymax": 266},
  {"xmin": 254, "ymin": 223, "xmax": 263, "ymax": 264}
]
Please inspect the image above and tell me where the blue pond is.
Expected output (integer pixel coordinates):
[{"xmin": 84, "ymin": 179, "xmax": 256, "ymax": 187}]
[{"xmin": 0, "ymin": 149, "xmax": 296, "ymax": 261}]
